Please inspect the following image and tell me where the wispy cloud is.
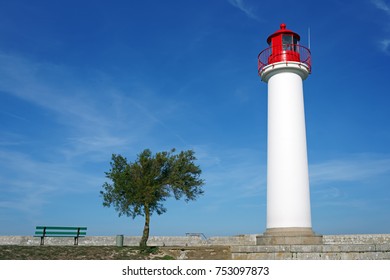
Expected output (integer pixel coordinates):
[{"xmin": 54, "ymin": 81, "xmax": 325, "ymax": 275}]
[
  {"xmin": 379, "ymin": 39, "xmax": 390, "ymax": 54},
  {"xmin": 309, "ymin": 155, "xmax": 390, "ymax": 184},
  {"xmin": 0, "ymin": 51, "xmax": 186, "ymax": 219},
  {"xmin": 227, "ymin": 0, "xmax": 259, "ymax": 20},
  {"xmin": 371, "ymin": 0, "xmax": 390, "ymax": 54},
  {"xmin": 0, "ymin": 150, "xmax": 101, "ymax": 215},
  {"xmin": 0, "ymin": 52, "xmax": 184, "ymax": 160},
  {"xmin": 371, "ymin": 0, "xmax": 390, "ymax": 15},
  {"xmin": 309, "ymin": 154, "xmax": 390, "ymax": 209},
  {"xmin": 193, "ymin": 145, "xmax": 266, "ymax": 214}
]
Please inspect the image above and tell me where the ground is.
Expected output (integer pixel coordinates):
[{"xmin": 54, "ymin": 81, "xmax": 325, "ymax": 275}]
[{"xmin": 0, "ymin": 245, "xmax": 231, "ymax": 260}]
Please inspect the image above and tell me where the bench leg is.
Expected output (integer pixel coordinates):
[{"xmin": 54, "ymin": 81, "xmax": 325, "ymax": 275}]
[
  {"xmin": 74, "ymin": 237, "xmax": 78, "ymax": 245},
  {"xmin": 40, "ymin": 237, "xmax": 44, "ymax": 246}
]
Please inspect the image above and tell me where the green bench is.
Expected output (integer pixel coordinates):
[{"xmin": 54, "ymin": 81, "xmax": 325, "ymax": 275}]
[{"xmin": 34, "ymin": 226, "xmax": 87, "ymax": 245}]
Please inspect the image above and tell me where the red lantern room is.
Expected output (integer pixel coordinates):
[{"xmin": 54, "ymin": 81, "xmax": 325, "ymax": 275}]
[
  {"xmin": 258, "ymin": 23, "xmax": 311, "ymax": 75},
  {"xmin": 267, "ymin": 23, "xmax": 300, "ymax": 63}
]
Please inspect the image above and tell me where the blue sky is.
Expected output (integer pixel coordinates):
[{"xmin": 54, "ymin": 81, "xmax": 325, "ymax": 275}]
[{"xmin": 0, "ymin": 0, "xmax": 390, "ymax": 237}]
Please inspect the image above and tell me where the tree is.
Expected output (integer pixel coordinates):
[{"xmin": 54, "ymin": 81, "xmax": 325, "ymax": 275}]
[{"xmin": 100, "ymin": 148, "xmax": 205, "ymax": 247}]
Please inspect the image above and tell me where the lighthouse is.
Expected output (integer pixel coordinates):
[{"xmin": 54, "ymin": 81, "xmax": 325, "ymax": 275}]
[{"xmin": 257, "ymin": 24, "xmax": 321, "ymax": 244}]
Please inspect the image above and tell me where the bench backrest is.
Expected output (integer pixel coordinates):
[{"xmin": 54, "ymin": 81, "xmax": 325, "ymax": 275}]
[{"xmin": 35, "ymin": 226, "xmax": 87, "ymax": 237}]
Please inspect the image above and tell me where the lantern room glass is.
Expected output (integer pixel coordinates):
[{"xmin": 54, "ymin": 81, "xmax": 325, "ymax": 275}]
[{"xmin": 282, "ymin": 34, "xmax": 299, "ymax": 51}]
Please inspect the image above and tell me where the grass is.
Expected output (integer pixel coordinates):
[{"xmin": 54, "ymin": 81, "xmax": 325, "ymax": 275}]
[
  {"xmin": 0, "ymin": 245, "xmax": 231, "ymax": 260},
  {"xmin": 0, "ymin": 245, "xmax": 174, "ymax": 260}
]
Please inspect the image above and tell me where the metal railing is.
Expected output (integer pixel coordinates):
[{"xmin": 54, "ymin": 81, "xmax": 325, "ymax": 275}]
[
  {"xmin": 258, "ymin": 44, "xmax": 311, "ymax": 75},
  {"xmin": 185, "ymin": 232, "xmax": 208, "ymax": 240}
]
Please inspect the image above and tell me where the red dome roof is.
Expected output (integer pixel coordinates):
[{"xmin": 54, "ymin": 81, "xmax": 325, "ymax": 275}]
[{"xmin": 267, "ymin": 23, "xmax": 300, "ymax": 44}]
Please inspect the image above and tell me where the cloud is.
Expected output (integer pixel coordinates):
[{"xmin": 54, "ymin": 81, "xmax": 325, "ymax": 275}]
[
  {"xmin": 379, "ymin": 39, "xmax": 390, "ymax": 54},
  {"xmin": 0, "ymin": 52, "xmax": 185, "ymax": 160},
  {"xmin": 0, "ymin": 150, "xmax": 101, "ymax": 216},
  {"xmin": 370, "ymin": 1, "xmax": 390, "ymax": 54},
  {"xmin": 227, "ymin": 0, "xmax": 259, "ymax": 20},
  {"xmin": 306, "ymin": 154, "xmax": 390, "ymax": 212},
  {"xmin": 309, "ymin": 154, "xmax": 390, "ymax": 184},
  {"xmin": 308, "ymin": 154, "xmax": 390, "ymax": 209},
  {"xmin": 0, "ymin": 51, "xmax": 188, "ymax": 219},
  {"xmin": 192, "ymin": 145, "xmax": 266, "ymax": 214},
  {"xmin": 371, "ymin": 0, "xmax": 390, "ymax": 15}
]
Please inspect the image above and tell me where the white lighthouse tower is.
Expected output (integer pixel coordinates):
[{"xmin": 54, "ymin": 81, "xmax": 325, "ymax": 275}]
[{"xmin": 257, "ymin": 24, "xmax": 321, "ymax": 244}]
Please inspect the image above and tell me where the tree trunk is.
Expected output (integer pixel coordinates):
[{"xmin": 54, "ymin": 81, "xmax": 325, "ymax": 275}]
[{"xmin": 139, "ymin": 205, "xmax": 150, "ymax": 248}]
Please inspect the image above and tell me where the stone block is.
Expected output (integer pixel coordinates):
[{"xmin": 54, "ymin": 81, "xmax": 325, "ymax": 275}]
[
  {"xmin": 274, "ymin": 252, "xmax": 293, "ymax": 260},
  {"xmin": 320, "ymin": 252, "xmax": 341, "ymax": 260},
  {"xmin": 290, "ymin": 245, "xmax": 323, "ymax": 253},
  {"xmin": 339, "ymin": 244, "xmax": 375, "ymax": 252},
  {"xmin": 375, "ymin": 243, "xmax": 390, "ymax": 251},
  {"xmin": 321, "ymin": 244, "xmax": 340, "ymax": 252},
  {"xmin": 340, "ymin": 252, "xmax": 390, "ymax": 260},
  {"xmin": 232, "ymin": 253, "xmax": 275, "ymax": 260},
  {"xmin": 295, "ymin": 253, "xmax": 323, "ymax": 260},
  {"xmin": 257, "ymin": 228, "xmax": 323, "ymax": 245},
  {"xmin": 237, "ymin": 245, "xmax": 290, "ymax": 253}
]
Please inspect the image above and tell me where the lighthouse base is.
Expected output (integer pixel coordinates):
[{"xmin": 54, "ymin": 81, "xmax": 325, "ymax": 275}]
[{"xmin": 256, "ymin": 228, "xmax": 323, "ymax": 245}]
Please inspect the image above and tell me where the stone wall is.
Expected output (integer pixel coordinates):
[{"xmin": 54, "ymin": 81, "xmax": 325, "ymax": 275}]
[
  {"xmin": 231, "ymin": 243, "xmax": 390, "ymax": 260},
  {"xmin": 0, "ymin": 234, "xmax": 256, "ymax": 247},
  {"xmin": 1, "ymin": 234, "xmax": 389, "ymax": 260},
  {"xmin": 323, "ymin": 234, "xmax": 390, "ymax": 245},
  {"xmin": 231, "ymin": 234, "xmax": 390, "ymax": 260}
]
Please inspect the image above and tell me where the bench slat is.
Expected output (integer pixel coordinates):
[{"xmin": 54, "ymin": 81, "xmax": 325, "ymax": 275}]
[
  {"xmin": 34, "ymin": 235, "xmax": 85, "ymax": 238},
  {"xmin": 36, "ymin": 226, "xmax": 87, "ymax": 230},
  {"xmin": 35, "ymin": 231, "xmax": 87, "ymax": 236}
]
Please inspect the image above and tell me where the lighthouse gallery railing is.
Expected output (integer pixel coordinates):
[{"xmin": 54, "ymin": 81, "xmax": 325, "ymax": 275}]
[{"xmin": 258, "ymin": 44, "xmax": 311, "ymax": 75}]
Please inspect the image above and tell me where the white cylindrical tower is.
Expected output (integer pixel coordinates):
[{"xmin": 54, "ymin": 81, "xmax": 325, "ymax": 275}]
[{"xmin": 258, "ymin": 24, "xmax": 314, "ymax": 236}]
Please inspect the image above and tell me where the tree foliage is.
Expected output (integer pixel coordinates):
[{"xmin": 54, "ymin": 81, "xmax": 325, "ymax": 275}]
[{"xmin": 100, "ymin": 148, "xmax": 204, "ymax": 247}]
